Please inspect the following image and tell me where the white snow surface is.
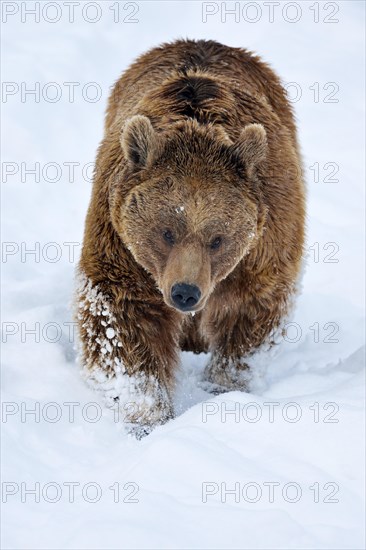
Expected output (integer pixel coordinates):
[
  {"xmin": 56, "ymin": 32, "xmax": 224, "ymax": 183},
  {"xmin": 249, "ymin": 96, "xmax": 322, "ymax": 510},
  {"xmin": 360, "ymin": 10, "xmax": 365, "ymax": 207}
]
[{"xmin": 1, "ymin": 2, "xmax": 365, "ymax": 549}]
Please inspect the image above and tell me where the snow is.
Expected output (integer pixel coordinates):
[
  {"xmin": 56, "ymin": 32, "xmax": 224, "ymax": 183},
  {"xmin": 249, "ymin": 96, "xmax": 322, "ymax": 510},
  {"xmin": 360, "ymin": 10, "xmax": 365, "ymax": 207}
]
[
  {"xmin": 1, "ymin": 1, "xmax": 365, "ymax": 549},
  {"xmin": 106, "ymin": 328, "xmax": 115, "ymax": 340}
]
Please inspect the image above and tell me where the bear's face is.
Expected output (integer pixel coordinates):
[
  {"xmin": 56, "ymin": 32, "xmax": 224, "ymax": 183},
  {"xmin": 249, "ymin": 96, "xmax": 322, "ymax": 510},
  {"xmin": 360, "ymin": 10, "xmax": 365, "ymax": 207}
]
[{"xmin": 111, "ymin": 116, "xmax": 267, "ymax": 313}]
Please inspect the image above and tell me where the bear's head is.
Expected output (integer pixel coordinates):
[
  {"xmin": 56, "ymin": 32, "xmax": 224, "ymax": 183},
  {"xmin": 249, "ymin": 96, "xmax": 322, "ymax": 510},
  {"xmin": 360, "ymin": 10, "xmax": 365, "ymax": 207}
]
[{"xmin": 111, "ymin": 115, "xmax": 267, "ymax": 313}]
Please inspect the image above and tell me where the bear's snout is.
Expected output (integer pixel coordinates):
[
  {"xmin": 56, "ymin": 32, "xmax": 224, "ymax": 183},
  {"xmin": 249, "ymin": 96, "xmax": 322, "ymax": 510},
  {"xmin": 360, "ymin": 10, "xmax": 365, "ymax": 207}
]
[{"xmin": 171, "ymin": 282, "xmax": 201, "ymax": 312}]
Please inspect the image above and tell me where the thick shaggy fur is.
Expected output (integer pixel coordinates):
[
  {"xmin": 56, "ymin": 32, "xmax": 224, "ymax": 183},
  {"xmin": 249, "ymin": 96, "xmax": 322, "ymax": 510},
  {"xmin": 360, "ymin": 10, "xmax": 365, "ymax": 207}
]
[{"xmin": 77, "ymin": 39, "xmax": 305, "ymax": 429}]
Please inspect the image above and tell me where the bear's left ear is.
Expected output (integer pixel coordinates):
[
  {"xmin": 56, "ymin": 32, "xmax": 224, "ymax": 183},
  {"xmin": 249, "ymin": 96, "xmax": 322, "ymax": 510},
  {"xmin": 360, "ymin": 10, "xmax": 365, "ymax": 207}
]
[
  {"xmin": 120, "ymin": 115, "xmax": 156, "ymax": 169},
  {"xmin": 231, "ymin": 123, "xmax": 267, "ymax": 175}
]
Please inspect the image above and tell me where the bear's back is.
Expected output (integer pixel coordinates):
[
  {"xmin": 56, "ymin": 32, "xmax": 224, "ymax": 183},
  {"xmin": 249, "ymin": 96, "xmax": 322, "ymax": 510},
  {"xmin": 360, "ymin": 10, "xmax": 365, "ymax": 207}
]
[{"xmin": 105, "ymin": 39, "xmax": 297, "ymax": 144}]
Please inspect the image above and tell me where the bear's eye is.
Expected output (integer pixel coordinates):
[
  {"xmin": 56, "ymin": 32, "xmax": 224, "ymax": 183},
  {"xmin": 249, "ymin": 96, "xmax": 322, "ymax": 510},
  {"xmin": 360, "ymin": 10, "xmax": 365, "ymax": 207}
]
[
  {"xmin": 163, "ymin": 230, "xmax": 175, "ymax": 245},
  {"xmin": 210, "ymin": 236, "xmax": 222, "ymax": 250}
]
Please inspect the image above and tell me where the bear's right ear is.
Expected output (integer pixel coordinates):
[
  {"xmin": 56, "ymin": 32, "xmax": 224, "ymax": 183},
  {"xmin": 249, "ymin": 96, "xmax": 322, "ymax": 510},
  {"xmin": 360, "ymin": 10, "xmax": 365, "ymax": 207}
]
[{"xmin": 120, "ymin": 115, "xmax": 156, "ymax": 169}]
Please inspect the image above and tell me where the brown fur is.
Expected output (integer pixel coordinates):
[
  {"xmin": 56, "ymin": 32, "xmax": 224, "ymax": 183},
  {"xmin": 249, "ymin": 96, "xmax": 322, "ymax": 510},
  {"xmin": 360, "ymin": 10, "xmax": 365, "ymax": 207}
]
[{"xmin": 77, "ymin": 39, "xmax": 305, "ymax": 429}]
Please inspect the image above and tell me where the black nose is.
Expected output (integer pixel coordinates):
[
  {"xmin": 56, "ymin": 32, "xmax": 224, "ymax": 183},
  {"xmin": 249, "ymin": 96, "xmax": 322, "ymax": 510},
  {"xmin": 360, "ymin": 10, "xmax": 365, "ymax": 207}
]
[{"xmin": 171, "ymin": 283, "xmax": 201, "ymax": 311}]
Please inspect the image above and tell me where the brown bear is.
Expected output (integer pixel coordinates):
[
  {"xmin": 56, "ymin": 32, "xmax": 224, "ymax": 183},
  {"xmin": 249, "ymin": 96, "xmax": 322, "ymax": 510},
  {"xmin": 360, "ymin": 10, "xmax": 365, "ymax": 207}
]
[{"xmin": 76, "ymin": 39, "xmax": 305, "ymax": 433}]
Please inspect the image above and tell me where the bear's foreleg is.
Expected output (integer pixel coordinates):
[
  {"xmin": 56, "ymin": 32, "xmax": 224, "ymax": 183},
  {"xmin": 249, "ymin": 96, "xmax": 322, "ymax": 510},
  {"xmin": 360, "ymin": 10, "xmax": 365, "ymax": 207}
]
[
  {"xmin": 202, "ymin": 319, "xmax": 253, "ymax": 393},
  {"xmin": 76, "ymin": 276, "xmax": 181, "ymax": 431},
  {"xmin": 201, "ymin": 299, "xmax": 287, "ymax": 393}
]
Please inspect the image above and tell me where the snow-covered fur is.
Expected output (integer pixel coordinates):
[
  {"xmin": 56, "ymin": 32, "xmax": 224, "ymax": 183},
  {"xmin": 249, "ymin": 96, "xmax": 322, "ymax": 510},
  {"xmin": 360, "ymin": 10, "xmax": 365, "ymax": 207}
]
[{"xmin": 75, "ymin": 272, "xmax": 175, "ymax": 430}]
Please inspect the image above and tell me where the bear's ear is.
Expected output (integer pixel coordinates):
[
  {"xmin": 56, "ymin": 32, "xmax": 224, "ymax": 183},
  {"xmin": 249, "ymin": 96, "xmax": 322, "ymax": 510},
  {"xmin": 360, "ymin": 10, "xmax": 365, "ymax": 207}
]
[
  {"xmin": 120, "ymin": 115, "xmax": 156, "ymax": 169},
  {"xmin": 231, "ymin": 123, "xmax": 267, "ymax": 175}
]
